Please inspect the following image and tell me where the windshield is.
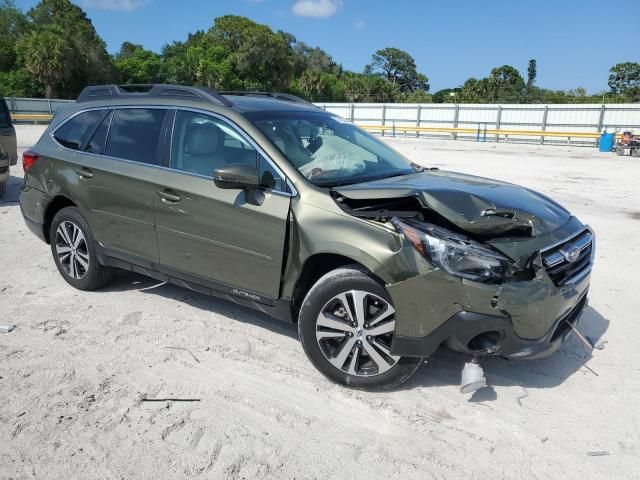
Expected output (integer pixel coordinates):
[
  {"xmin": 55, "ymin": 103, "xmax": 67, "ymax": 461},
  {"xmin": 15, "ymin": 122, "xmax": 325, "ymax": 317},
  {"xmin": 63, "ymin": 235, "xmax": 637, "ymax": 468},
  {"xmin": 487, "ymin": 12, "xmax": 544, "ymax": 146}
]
[{"xmin": 245, "ymin": 110, "xmax": 417, "ymax": 187}]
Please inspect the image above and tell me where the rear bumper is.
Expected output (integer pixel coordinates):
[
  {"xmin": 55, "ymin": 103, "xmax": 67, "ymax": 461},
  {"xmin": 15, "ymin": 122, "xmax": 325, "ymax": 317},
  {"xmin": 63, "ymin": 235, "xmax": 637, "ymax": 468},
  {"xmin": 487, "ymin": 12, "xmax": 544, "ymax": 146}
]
[{"xmin": 19, "ymin": 183, "xmax": 48, "ymax": 243}]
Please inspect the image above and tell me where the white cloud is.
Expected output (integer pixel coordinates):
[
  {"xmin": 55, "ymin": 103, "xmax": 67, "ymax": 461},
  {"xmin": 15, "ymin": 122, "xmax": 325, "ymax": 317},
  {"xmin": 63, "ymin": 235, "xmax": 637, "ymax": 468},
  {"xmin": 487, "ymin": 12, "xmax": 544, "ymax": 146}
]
[
  {"xmin": 292, "ymin": 0, "xmax": 342, "ymax": 18},
  {"xmin": 354, "ymin": 19, "xmax": 365, "ymax": 30},
  {"xmin": 80, "ymin": 0, "xmax": 150, "ymax": 12}
]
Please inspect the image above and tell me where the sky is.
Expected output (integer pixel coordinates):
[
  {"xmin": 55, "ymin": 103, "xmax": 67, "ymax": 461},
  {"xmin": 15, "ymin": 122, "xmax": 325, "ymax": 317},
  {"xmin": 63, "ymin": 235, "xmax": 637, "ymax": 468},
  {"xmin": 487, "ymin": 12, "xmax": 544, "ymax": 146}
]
[{"xmin": 14, "ymin": 0, "xmax": 640, "ymax": 93}]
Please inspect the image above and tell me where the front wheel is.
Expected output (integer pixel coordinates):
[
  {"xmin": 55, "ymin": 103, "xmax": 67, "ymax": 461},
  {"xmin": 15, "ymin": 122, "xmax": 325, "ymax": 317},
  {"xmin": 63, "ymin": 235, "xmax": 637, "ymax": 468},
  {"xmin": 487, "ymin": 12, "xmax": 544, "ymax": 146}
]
[{"xmin": 298, "ymin": 266, "xmax": 423, "ymax": 390}]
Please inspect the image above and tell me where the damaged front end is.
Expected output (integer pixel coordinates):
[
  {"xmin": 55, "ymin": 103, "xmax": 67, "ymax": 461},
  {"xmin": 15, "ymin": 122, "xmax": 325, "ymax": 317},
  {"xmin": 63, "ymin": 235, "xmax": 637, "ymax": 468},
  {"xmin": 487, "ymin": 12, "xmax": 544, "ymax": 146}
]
[{"xmin": 331, "ymin": 184, "xmax": 594, "ymax": 360}]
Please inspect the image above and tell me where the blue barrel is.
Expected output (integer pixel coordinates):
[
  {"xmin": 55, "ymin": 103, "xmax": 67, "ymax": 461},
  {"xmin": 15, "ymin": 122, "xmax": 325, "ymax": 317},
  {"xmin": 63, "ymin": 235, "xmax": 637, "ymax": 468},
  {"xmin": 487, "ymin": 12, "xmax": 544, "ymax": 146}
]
[{"xmin": 599, "ymin": 132, "xmax": 615, "ymax": 152}]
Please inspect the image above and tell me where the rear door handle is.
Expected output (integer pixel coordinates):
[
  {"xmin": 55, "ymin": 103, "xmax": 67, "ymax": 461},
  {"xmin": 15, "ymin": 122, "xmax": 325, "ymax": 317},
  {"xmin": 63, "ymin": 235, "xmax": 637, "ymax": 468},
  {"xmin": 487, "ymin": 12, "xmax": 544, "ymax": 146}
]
[
  {"xmin": 75, "ymin": 168, "xmax": 93, "ymax": 179},
  {"xmin": 158, "ymin": 190, "xmax": 181, "ymax": 203}
]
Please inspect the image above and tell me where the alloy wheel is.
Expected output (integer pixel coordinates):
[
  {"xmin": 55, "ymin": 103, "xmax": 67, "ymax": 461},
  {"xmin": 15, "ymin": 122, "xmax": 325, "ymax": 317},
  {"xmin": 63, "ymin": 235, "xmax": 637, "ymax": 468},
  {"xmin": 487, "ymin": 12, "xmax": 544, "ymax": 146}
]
[
  {"xmin": 55, "ymin": 221, "xmax": 90, "ymax": 280},
  {"xmin": 315, "ymin": 290, "xmax": 399, "ymax": 376}
]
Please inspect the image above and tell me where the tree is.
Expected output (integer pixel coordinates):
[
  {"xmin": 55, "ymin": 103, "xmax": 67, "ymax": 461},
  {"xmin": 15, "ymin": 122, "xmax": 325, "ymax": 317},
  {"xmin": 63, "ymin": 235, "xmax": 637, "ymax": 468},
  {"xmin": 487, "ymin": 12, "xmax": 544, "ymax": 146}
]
[
  {"xmin": 18, "ymin": 27, "xmax": 73, "ymax": 97},
  {"xmin": 432, "ymin": 88, "xmax": 461, "ymax": 103},
  {"xmin": 114, "ymin": 43, "xmax": 161, "ymax": 84},
  {"xmin": 0, "ymin": 0, "xmax": 28, "ymax": 71},
  {"xmin": 459, "ymin": 77, "xmax": 491, "ymax": 103},
  {"xmin": 366, "ymin": 47, "xmax": 429, "ymax": 93},
  {"xmin": 488, "ymin": 65, "xmax": 525, "ymax": 102},
  {"xmin": 341, "ymin": 73, "xmax": 400, "ymax": 102},
  {"xmin": 292, "ymin": 41, "xmax": 339, "ymax": 76},
  {"xmin": 608, "ymin": 62, "xmax": 640, "ymax": 101},
  {"xmin": 527, "ymin": 59, "xmax": 537, "ymax": 87},
  {"xmin": 19, "ymin": 0, "xmax": 114, "ymax": 98}
]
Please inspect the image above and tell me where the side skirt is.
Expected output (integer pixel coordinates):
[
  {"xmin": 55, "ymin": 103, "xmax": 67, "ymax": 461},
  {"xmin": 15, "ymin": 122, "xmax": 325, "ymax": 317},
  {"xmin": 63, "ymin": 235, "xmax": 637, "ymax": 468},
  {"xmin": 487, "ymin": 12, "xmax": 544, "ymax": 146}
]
[{"xmin": 96, "ymin": 245, "xmax": 294, "ymax": 323}]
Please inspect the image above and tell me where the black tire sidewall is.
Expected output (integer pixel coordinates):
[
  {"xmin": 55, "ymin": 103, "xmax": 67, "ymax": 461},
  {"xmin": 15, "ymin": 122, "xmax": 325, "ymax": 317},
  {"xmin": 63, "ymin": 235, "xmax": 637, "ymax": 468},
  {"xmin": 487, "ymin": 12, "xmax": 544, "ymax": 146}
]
[
  {"xmin": 49, "ymin": 207, "xmax": 108, "ymax": 291},
  {"xmin": 298, "ymin": 267, "xmax": 422, "ymax": 390}
]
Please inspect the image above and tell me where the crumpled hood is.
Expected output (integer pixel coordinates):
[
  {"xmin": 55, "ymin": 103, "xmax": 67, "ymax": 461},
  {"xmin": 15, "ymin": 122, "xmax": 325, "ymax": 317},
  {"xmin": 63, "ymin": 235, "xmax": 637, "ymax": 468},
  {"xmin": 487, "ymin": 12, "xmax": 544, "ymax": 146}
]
[{"xmin": 334, "ymin": 170, "xmax": 571, "ymax": 237}]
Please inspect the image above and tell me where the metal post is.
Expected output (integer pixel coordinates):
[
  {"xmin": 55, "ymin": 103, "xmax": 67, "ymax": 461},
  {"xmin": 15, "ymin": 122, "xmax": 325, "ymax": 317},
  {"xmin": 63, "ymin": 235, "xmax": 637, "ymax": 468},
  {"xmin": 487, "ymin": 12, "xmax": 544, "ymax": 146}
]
[
  {"xmin": 381, "ymin": 104, "xmax": 386, "ymax": 137},
  {"xmin": 10, "ymin": 97, "xmax": 16, "ymax": 112},
  {"xmin": 392, "ymin": 121, "xmax": 396, "ymax": 138},
  {"xmin": 452, "ymin": 104, "xmax": 460, "ymax": 140},
  {"xmin": 47, "ymin": 99, "xmax": 52, "ymax": 114},
  {"xmin": 476, "ymin": 123, "xmax": 480, "ymax": 142},
  {"xmin": 597, "ymin": 104, "xmax": 606, "ymax": 132},
  {"xmin": 416, "ymin": 105, "xmax": 421, "ymax": 138},
  {"xmin": 349, "ymin": 103, "xmax": 354, "ymax": 122},
  {"xmin": 540, "ymin": 106, "xmax": 549, "ymax": 145},
  {"xmin": 495, "ymin": 106, "xmax": 502, "ymax": 142}
]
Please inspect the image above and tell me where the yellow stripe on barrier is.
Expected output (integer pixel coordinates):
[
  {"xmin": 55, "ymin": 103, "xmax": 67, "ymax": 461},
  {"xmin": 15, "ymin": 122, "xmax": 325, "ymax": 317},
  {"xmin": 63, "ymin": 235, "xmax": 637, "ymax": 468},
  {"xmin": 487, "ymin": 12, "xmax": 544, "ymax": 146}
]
[
  {"xmin": 11, "ymin": 113, "xmax": 53, "ymax": 122},
  {"xmin": 358, "ymin": 124, "xmax": 622, "ymax": 139}
]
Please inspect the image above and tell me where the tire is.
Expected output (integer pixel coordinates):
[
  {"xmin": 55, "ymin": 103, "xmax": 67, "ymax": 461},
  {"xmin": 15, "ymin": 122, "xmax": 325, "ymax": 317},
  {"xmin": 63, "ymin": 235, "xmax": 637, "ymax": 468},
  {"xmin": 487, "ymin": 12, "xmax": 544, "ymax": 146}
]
[
  {"xmin": 0, "ymin": 180, "xmax": 5, "ymax": 198},
  {"xmin": 49, "ymin": 206, "xmax": 113, "ymax": 291},
  {"xmin": 298, "ymin": 266, "xmax": 423, "ymax": 390}
]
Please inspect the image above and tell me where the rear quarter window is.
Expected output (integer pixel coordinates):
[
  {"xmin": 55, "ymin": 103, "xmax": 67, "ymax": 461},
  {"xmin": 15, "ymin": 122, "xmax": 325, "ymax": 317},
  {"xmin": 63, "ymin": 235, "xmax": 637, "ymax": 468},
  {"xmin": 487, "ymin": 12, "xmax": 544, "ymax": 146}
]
[{"xmin": 54, "ymin": 110, "xmax": 106, "ymax": 150}]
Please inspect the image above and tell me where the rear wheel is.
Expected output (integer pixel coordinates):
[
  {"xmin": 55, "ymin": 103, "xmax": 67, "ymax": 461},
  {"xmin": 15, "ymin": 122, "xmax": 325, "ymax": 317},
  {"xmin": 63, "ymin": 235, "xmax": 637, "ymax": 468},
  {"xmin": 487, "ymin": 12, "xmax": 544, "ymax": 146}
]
[
  {"xmin": 50, "ymin": 207, "xmax": 113, "ymax": 290},
  {"xmin": 298, "ymin": 266, "xmax": 422, "ymax": 390}
]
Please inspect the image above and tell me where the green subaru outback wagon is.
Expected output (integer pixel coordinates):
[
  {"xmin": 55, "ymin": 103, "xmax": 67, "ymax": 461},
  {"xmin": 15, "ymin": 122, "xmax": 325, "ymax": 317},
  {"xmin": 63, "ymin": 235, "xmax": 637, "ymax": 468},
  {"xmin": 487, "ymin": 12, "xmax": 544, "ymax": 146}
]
[{"xmin": 20, "ymin": 85, "xmax": 594, "ymax": 390}]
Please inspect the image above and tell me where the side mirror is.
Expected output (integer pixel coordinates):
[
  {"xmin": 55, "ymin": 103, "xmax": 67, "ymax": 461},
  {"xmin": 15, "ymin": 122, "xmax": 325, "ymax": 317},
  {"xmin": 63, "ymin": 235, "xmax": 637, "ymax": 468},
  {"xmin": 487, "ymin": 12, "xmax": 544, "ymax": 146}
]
[{"xmin": 213, "ymin": 163, "xmax": 261, "ymax": 190}]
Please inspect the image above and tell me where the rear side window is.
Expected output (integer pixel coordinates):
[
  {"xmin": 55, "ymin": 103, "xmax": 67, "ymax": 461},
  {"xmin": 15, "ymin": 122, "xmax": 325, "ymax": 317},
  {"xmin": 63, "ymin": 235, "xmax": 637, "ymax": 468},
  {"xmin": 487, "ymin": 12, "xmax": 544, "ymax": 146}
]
[
  {"xmin": 54, "ymin": 110, "xmax": 105, "ymax": 150},
  {"xmin": 106, "ymin": 108, "xmax": 167, "ymax": 165},
  {"xmin": 0, "ymin": 99, "xmax": 10, "ymax": 127}
]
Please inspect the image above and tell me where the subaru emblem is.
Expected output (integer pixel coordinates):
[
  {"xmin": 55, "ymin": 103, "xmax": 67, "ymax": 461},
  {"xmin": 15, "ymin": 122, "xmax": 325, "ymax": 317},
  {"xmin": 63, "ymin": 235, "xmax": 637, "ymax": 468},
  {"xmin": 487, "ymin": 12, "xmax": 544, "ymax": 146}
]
[{"xmin": 563, "ymin": 246, "xmax": 581, "ymax": 263}]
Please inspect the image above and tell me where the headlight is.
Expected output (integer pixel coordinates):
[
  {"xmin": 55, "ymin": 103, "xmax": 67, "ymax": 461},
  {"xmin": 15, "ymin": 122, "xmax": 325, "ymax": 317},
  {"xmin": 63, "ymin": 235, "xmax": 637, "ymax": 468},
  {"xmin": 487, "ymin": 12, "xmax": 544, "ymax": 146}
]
[{"xmin": 392, "ymin": 218, "xmax": 512, "ymax": 282}]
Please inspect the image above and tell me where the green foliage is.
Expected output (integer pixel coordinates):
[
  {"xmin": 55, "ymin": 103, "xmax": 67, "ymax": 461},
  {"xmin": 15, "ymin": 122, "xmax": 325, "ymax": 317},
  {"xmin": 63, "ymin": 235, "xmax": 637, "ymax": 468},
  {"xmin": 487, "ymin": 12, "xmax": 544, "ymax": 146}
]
[
  {"xmin": 0, "ymin": 2, "xmax": 635, "ymax": 104},
  {"xmin": 432, "ymin": 88, "xmax": 461, "ymax": 103},
  {"xmin": 608, "ymin": 62, "xmax": 640, "ymax": 101},
  {"xmin": 0, "ymin": 0, "xmax": 27, "ymax": 72},
  {"xmin": 527, "ymin": 59, "xmax": 537, "ymax": 87},
  {"xmin": 366, "ymin": 47, "xmax": 429, "ymax": 93},
  {"xmin": 114, "ymin": 43, "xmax": 161, "ymax": 84},
  {"xmin": 13, "ymin": 0, "xmax": 113, "ymax": 98}
]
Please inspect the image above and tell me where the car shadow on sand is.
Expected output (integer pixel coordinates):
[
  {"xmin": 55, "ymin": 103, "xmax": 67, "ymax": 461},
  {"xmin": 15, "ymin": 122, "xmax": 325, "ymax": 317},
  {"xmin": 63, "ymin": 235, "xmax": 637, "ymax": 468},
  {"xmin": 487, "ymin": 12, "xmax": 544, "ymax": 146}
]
[
  {"xmin": 401, "ymin": 305, "xmax": 610, "ymax": 395},
  {"xmin": 102, "ymin": 270, "xmax": 300, "ymax": 341},
  {"xmin": 102, "ymin": 271, "xmax": 609, "ymax": 396}
]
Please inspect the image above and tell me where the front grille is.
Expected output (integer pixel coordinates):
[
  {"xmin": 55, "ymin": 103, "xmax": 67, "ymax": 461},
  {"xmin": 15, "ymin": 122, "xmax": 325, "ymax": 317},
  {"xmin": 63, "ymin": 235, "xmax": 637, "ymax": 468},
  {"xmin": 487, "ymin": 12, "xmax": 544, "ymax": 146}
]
[{"xmin": 541, "ymin": 230, "xmax": 593, "ymax": 287}]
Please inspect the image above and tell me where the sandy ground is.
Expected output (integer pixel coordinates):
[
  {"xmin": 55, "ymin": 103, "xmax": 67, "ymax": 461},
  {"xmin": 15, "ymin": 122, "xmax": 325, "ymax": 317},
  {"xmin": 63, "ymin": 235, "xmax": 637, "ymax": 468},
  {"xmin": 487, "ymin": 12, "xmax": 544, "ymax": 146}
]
[{"xmin": 1, "ymin": 126, "xmax": 639, "ymax": 480}]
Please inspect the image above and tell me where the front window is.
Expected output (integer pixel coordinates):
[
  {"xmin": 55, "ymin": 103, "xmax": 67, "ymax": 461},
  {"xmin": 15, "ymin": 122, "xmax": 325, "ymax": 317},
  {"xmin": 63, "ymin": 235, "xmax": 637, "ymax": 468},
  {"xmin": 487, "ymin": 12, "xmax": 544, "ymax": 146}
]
[{"xmin": 245, "ymin": 111, "xmax": 416, "ymax": 187}]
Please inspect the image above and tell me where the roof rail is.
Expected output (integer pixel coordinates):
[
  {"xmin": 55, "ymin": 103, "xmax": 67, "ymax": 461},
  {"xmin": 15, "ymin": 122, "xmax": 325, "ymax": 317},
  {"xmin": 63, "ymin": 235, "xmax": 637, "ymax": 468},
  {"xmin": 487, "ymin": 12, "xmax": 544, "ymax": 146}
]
[
  {"xmin": 76, "ymin": 84, "xmax": 233, "ymax": 107},
  {"xmin": 219, "ymin": 91, "xmax": 317, "ymax": 108}
]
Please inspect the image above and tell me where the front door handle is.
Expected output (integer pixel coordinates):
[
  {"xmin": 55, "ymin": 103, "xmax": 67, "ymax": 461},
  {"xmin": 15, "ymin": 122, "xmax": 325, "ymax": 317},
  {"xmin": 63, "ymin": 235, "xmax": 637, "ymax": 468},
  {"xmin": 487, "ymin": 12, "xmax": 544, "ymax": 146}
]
[
  {"xmin": 75, "ymin": 168, "xmax": 93, "ymax": 179},
  {"xmin": 158, "ymin": 190, "xmax": 181, "ymax": 203}
]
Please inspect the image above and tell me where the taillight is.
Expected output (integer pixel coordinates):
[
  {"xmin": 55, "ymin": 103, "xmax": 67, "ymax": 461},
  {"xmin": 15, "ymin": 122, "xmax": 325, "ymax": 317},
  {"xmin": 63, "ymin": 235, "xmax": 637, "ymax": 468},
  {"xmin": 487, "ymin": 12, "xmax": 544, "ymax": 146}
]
[{"xmin": 22, "ymin": 150, "xmax": 38, "ymax": 172}]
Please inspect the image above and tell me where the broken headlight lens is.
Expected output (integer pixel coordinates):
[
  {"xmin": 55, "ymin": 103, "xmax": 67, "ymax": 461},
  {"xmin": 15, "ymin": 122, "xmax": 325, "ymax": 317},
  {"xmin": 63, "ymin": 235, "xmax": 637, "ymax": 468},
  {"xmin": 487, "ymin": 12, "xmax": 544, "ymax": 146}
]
[{"xmin": 392, "ymin": 218, "xmax": 511, "ymax": 282}]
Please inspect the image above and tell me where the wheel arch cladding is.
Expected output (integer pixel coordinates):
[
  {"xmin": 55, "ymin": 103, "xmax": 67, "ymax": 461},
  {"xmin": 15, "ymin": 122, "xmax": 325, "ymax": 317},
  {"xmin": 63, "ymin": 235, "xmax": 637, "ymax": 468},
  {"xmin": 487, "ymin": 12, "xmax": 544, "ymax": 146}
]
[
  {"xmin": 44, "ymin": 195, "xmax": 77, "ymax": 243},
  {"xmin": 291, "ymin": 253, "xmax": 386, "ymax": 320}
]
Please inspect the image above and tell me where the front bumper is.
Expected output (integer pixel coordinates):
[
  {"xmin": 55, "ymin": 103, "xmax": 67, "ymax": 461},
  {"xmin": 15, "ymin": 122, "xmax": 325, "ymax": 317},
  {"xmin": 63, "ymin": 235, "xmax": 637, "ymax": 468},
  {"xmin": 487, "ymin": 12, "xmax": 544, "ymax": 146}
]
[
  {"xmin": 387, "ymin": 225, "xmax": 593, "ymax": 359},
  {"xmin": 391, "ymin": 292, "xmax": 588, "ymax": 359}
]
